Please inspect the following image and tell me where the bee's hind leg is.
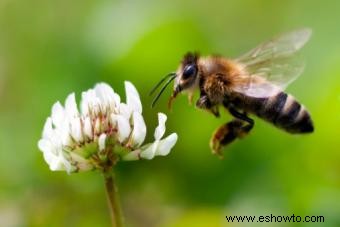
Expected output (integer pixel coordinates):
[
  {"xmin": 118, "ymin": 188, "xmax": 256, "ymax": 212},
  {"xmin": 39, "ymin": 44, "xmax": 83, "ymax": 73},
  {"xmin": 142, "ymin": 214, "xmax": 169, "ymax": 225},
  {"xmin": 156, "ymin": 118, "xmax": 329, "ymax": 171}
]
[
  {"xmin": 210, "ymin": 119, "xmax": 243, "ymax": 157},
  {"xmin": 210, "ymin": 106, "xmax": 254, "ymax": 157},
  {"xmin": 228, "ymin": 106, "xmax": 254, "ymax": 137}
]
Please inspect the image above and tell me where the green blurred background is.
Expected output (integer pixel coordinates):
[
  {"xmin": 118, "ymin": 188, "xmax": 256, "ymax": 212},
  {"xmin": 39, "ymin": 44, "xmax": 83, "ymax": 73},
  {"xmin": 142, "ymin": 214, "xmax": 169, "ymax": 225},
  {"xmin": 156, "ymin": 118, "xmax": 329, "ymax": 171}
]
[{"xmin": 1, "ymin": 0, "xmax": 340, "ymax": 226}]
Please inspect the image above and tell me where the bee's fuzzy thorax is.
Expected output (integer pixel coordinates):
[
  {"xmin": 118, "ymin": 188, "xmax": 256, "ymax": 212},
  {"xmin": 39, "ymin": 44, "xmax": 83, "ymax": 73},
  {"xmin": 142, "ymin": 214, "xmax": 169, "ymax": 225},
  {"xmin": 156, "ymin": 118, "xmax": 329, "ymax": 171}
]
[{"xmin": 196, "ymin": 56, "xmax": 245, "ymax": 103}]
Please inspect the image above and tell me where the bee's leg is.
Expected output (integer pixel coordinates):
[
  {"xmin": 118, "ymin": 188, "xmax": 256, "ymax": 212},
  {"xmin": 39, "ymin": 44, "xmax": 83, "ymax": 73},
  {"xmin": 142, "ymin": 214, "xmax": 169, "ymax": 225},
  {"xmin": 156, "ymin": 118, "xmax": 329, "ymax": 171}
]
[
  {"xmin": 210, "ymin": 107, "xmax": 254, "ymax": 157},
  {"xmin": 210, "ymin": 106, "xmax": 220, "ymax": 117},
  {"xmin": 196, "ymin": 94, "xmax": 210, "ymax": 108},
  {"xmin": 210, "ymin": 119, "xmax": 243, "ymax": 157},
  {"xmin": 228, "ymin": 106, "xmax": 254, "ymax": 137},
  {"xmin": 188, "ymin": 91, "xmax": 194, "ymax": 105},
  {"xmin": 196, "ymin": 94, "xmax": 220, "ymax": 117}
]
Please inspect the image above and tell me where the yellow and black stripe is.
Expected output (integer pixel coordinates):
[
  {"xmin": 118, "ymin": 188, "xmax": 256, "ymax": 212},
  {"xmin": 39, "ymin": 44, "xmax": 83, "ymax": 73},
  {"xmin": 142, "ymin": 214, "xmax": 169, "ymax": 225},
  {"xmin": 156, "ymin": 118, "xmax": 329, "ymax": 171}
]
[{"xmin": 231, "ymin": 92, "xmax": 314, "ymax": 134}]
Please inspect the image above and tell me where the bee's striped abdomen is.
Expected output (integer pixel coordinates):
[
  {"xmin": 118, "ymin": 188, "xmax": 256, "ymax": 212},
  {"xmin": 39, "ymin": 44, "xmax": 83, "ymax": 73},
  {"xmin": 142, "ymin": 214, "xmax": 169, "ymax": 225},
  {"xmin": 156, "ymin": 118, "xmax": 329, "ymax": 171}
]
[
  {"xmin": 254, "ymin": 92, "xmax": 314, "ymax": 133},
  {"xmin": 230, "ymin": 91, "xmax": 314, "ymax": 134}
]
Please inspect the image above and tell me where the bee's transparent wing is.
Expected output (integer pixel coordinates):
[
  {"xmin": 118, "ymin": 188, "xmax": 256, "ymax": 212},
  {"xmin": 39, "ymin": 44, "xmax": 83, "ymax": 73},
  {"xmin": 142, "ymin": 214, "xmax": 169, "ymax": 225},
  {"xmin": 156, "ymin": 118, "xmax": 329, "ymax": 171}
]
[{"xmin": 234, "ymin": 28, "xmax": 312, "ymax": 98}]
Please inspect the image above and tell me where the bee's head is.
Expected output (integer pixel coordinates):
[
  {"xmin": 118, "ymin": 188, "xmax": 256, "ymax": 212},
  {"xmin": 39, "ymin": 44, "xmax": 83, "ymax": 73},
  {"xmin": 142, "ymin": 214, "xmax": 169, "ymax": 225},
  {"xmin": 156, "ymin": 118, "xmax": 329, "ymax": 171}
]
[
  {"xmin": 150, "ymin": 52, "xmax": 199, "ymax": 109},
  {"xmin": 172, "ymin": 52, "xmax": 199, "ymax": 99}
]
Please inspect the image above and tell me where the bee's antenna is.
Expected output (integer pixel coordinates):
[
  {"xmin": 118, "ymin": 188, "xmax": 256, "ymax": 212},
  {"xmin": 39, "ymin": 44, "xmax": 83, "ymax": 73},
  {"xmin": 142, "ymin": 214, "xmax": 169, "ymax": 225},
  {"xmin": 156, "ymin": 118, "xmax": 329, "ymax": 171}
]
[
  {"xmin": 149, "ymin": 72, "xmax": 176, "ymax": 96},
  {"xmin": 151, "ymin": 76, "xmax": 176, "ymax": 108}
]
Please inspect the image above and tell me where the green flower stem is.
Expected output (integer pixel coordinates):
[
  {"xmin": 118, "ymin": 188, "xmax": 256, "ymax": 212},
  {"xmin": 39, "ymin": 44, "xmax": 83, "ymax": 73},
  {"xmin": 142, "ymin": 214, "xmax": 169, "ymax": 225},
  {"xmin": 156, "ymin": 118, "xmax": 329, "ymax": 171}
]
[{"xmin": 104, "ymin": 170, "xmax": 124, "ymax": 227}]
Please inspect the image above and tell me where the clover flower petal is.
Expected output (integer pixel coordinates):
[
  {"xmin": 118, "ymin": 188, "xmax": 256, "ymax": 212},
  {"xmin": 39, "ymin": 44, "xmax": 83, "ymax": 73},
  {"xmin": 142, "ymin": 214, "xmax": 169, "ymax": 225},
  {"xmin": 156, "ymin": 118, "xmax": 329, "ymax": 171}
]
[
  {"xmin": 129, "ymin": 111, "xmax": 146, "ymax": 147},
  {"xmin": 125, "ymin": 81, "xmax": 142, "ymax": 113},
  {"xmin": 154, "ymin": 113, "xmax": 167, "ymax": 140},
  {"xmin": 139, "ymin": 113, "xmax": 178, "ymax": 160}
]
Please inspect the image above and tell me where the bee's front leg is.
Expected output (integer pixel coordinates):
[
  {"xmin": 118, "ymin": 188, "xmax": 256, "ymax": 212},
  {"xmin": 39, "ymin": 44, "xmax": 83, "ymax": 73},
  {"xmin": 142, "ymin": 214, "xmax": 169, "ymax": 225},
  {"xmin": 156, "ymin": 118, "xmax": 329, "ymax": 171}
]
[
  {"xmin": 196, "ymin": 94, "xmax": 220, "ymax": 117},
  {"xmin": 196, "ymin": 94, "xmax": 210, "ymax": 108},
  {"xmin": 210, "ymin": 107, "xmax": 254, "ymax": 157}
]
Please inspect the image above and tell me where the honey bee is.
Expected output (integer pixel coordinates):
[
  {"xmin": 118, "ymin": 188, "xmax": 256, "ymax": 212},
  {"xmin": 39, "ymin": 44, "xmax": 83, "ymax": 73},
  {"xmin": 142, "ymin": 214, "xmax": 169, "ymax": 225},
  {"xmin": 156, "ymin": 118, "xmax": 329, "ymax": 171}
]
[{"xmin": 150, "ymin": 28, "xmax": 314, "ymax": 156}]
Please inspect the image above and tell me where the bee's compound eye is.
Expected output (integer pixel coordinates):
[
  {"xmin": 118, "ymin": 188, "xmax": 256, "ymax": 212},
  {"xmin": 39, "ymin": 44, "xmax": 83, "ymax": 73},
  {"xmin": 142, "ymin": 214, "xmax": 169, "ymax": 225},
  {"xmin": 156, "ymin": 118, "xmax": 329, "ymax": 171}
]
[{"xmin": 182, "ymin": 65, "xmax": 197, "ymax": 79}]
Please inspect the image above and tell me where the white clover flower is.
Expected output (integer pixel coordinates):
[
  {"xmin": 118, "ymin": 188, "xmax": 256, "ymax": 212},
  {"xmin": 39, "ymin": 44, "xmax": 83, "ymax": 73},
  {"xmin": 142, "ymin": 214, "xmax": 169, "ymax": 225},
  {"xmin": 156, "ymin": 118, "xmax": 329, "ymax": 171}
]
[{"xmin": 38, "ymin": 81, "xmax": 178, "ymax": 173}]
